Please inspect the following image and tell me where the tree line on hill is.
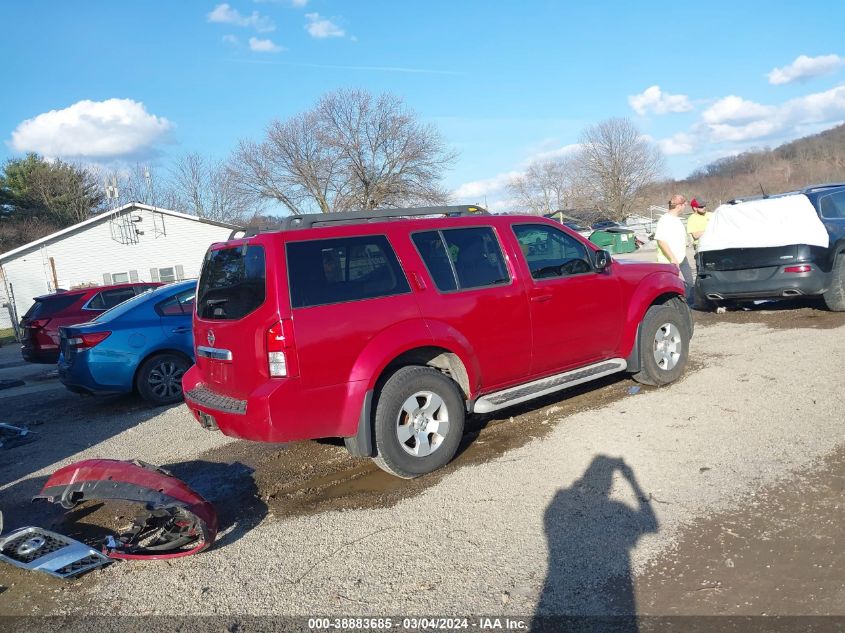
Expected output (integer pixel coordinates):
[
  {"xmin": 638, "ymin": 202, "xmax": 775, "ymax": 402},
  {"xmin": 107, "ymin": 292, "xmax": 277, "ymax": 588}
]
[{"xmin": 644, "ymin": 124, "xmax": 845, "ymax": 208}]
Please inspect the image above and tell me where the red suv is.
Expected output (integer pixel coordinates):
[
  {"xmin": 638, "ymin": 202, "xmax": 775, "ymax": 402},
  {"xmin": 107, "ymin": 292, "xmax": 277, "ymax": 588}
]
[
  {"xmin": 184, "ymin": 206, "xmax": 692, "ymax": 478},
  {"xmin": 20, "ymin": 283, "xmax": 162, "ymax": 363}
]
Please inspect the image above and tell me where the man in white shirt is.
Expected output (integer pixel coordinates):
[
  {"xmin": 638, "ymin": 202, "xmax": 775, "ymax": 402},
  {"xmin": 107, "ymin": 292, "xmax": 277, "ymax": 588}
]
[{"xmin": 655, "ymin": 194, "xmax": 694, "ymax": 303}]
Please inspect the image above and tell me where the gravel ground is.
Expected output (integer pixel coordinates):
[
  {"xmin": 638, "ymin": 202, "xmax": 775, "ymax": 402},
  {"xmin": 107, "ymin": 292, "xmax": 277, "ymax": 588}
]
[{"xmin": 1, "ymin": 312, "xmax": 844, "ymax": 617}]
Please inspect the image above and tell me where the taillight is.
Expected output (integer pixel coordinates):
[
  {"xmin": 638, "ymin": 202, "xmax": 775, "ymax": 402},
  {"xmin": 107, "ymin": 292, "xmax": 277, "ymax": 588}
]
[
  {"xmin": 784, "ymin": 265, "xmax": 812, "ymax": 273},
  {"xmin": 266, "ymin": 320, "xmax": 297, "ymax": 378},
  {"xmin": 67, "ymin": 331, "xmax": 111, "ymax": 350},
  {"xmin": 29, "ymin": 318, "xmax": 51, "ymax": 329}
]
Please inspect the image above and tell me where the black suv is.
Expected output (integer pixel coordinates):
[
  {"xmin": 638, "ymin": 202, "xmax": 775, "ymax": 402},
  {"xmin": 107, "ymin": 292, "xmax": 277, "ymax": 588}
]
[{"xmin": 695, "ymin": 183, "xmax": 845, "ymax": 311}]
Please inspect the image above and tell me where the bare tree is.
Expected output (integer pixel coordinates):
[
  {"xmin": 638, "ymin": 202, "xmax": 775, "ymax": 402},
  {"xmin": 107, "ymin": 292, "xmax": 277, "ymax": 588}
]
[
  {"xmin": 170, "ymin": 153, "xmax": 257, "ymax": 223},
  {"xmin": 230, "ymin": 89, "xmax": 457, "ymax": 214},
  {"xmin": 99, "ymin": 163, "xmax": 180, "ymax": 211},
  {"xmin": 507, "ymin": 156, "xmax": 588, "ymax": 215},
  {"xmin": 576, "ymin": 118, "xmax": 665, "ymax": 219}
]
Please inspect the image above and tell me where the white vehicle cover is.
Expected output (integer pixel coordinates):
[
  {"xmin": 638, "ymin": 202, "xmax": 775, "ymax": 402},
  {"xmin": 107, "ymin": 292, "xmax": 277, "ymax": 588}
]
[{"xmin": 698, "ymin": 194, "xmax": 829, "ymax": 253}]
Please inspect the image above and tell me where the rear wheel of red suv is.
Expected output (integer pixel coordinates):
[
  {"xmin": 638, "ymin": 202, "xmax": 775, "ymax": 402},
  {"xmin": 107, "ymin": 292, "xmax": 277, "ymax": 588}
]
[{"xmin": 373, "ymin": 366, "xmax": 465, "ymax": 479}]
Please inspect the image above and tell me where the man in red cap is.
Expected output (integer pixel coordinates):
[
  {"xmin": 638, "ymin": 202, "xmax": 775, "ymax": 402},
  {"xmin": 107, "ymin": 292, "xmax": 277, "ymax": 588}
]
[{"xmin": 687, "ymin": 198, "xmax": 712, "ymax": 253}]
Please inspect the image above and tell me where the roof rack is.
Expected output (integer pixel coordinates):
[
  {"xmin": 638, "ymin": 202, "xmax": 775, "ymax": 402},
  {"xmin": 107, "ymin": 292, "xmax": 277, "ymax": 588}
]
[
  {"xmin": 800, "ymin": 182, "xmax": 845, "ymax": 194},
  {"xmin": 227, "ymin": 205, "xmax": 488, "ymax": 239}
]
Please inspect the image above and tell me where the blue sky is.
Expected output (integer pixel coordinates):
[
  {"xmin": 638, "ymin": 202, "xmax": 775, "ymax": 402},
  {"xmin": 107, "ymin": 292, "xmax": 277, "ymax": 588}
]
[{"xmin": 2, "ymin": 0, "xmax": 845, "ymax": 212}]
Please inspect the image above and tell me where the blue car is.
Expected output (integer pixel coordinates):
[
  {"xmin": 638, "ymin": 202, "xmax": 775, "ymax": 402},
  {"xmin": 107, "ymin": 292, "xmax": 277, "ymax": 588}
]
[{"xmin": 58, "ymin": 280, "xmax": 196, "ymax": 405}]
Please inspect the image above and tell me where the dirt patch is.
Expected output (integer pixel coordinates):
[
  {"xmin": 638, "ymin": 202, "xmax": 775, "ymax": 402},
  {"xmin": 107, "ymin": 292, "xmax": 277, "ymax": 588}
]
[
  {"xmin": 694, "ymin": 297, "xmax": 845, "ymax": 330},
  {"xmin": 636, "ymin": 444, "xmax": 845, "ymax": 615},
  {"xmin": 195, "ymin": 370, "xmax": 694, "ymax": 522}
]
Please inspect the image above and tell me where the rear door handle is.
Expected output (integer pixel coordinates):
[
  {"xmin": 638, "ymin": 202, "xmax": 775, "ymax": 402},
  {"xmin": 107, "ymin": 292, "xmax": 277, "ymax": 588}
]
[
  {"xmin": 171, "ymin": 326, "xmax": 191, "ymax": 334},
  {"xmin": 530, "ymin": 294, "xmax": 552, "ymax": 303}
]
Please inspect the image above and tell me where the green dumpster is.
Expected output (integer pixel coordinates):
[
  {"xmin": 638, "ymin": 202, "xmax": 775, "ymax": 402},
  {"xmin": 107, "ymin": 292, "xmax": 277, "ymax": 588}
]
[{"xmin": 589, "ymin": 229, "xmax": 636, "ymax": 254}]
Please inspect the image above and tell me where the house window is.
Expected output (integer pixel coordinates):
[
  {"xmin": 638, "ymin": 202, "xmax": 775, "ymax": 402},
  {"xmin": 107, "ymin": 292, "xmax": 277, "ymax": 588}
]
[
  {"xmin": 111, "ymin": 272, "xmax": 130, "ymax": 283},
  {"xmin": 158, "ymin": 267, "xmax": 176, "ymax": 283}
]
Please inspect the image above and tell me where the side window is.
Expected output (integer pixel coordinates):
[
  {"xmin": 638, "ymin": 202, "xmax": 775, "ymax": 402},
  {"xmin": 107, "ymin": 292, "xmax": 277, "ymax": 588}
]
[
  {"xmin": 412, "ymin": 227, "xmax": 509, "ymax": 292},
  {"xmin": 100, "ymin": 288, "xmax": 137, "ymax": 310},
  {"xmin": 512, "ymin": 224, "xmax": 594, "ymax": 280},
  {"xmin": 86, "ymin": 293, "xmax": 105, "ymax": 310},
  {"xmin": 156, "ymin": 289, "xmax": 197, "ymax": 316},
  {"xmin": 819, "ymin": 191, "xmax": 845, "ymax": 219},
  {"xmin": 287, "ymin": 235, "xmax": 410, "ymax": 308},
  {"xmin": 411, "ymin": 231, "xmax": 457, "ymax": 291}
]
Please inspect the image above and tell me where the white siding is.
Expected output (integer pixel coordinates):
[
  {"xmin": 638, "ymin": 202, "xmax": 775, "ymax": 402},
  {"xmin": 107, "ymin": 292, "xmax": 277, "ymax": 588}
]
[{"xmin": 0, "ymin": 207, "xmax": 232, "ymax": 322}]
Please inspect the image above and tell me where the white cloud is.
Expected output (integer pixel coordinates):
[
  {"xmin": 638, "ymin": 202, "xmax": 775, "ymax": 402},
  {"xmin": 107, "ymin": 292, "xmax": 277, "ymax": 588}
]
[
  {"xmin": 249, "ymin": 37, "xmax": 284, "ymax": 53},
  {"xmin": 222, "ymin": 34, "xmax": 239, "ymax": 45},
  {"xmin": 658, "ymin": 132, "xmax": 696, "ymax": 155},
  {"xmin": 768, "ymin": 54, "xmax": 844, "ymax": 85},
  {"xmin": 702, "ymin": 95, "xmax": 776, "ymax": 125},
  {"xmin": 208, "ymin": 3, "xmax": 275, "ymax": 32},
  {"xmin": 305, "ymin": 13, "xmax": 345, "ymax": 38},
  {"xmin": 628, "ymin": 85, "xmax": 693, "ymax": 116},
  {"xmin": 529, "ymin": 143, "xmax": 582, "ymax": 162},
  {"xmin": 453, "ymin": 171, "xmax": 522, "ymax": 201},
  {"xmin": 700, "ymin": 87, "xmax": 845, "ymax": 142},
  {"xmin": 9, "ymin": 99, "xmax": 172, "ymax": 159},
  {"xmin": 291, "ymin": 0, "xmax": 309, "ymax": 6}
]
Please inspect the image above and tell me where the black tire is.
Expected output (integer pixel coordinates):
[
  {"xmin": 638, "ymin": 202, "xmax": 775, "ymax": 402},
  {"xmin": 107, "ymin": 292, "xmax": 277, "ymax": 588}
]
[
  {"xmin": 823, "ymin": 253, "xmax": 845, "ymax": 312},
  {"xmin": 136, "ymin": 353, "xmax": 190, "ymax": 405},
  {"xmin": 632, "ymin": 304, "xmax": 690, "ymax": 387},
  {"xmin": 372, "ymin": 366, "xmax": 465, "ymax": 479},
  {"xmin": 693, "ymin": 283, "xmax": 715, "ymax": 312}
]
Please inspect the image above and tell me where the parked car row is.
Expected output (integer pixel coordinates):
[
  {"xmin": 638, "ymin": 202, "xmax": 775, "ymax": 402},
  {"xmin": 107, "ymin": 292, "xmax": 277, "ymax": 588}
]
[
  {"xmin": 18, "ymin": 185, "xmax": 842, "ymax": 478},
  {"xmin": 20, "ymin": 282, "xmax": 161, "ymax": 363},
  {"xmin": 58, "ymin": 280, "xmax": 197, "ymax": 405},
  {"xmin": 17, "ymin": 280, "xmax": 196, "ymax": 405}
]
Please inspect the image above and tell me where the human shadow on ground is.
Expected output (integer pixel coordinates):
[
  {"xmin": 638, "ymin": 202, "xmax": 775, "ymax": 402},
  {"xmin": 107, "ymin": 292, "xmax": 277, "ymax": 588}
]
[{"xmin": 532, "ymin": 455, "xmax": 658, "ymax": 633}]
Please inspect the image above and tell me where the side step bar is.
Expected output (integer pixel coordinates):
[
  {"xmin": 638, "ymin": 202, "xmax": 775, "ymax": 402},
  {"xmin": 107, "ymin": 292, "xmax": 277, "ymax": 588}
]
[{"xmin": 472, "ymin": 358, "xmax": 627, "ymax": 414}]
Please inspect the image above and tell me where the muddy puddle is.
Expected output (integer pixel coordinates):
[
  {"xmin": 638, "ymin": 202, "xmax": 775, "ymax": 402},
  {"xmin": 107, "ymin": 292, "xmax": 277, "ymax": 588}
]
[
  {"xmin": 188, "ymin": 371, "xmax": 668, "ymax": 524},
  {"xmin": 694, "ymin": 297, "xmax": 845, "ymax": 330}
]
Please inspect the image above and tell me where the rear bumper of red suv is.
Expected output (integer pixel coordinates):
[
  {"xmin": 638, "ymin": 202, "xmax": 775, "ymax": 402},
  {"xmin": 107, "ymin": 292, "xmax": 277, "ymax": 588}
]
[{"xmin": 182, "ymin": 365, "xmax": 364, "ymax": 443}]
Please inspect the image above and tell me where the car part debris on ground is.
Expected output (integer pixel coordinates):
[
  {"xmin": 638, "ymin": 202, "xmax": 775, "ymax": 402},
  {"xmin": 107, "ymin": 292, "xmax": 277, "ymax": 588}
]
[
  {"xmin": 33, "ymin": 458, "xmax": 218, "ymax": 560},
  {"xmin": 627, "ymin": 386, "xmax": 641, "ymax": 395},
  {"xmin": 0, "ymin": 423, "xmax": 37, "ymax": 449},
  {"xmin": 0, "ymin": 526, "xmax": 111, "ymax": 579}
]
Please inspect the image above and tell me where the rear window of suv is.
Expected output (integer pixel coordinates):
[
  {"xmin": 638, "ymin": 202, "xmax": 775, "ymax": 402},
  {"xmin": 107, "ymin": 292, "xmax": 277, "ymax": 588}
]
[
  {"xmin": 197, "ymin": 245, "xmax": 266, "ymax": 320},
  {"xmin": 287, "ymin": 235, "xmax": 410, "ymax": 308},
  {"xmin": 23, "ymin": 293, "xmax": 81, "ymax": 320}
]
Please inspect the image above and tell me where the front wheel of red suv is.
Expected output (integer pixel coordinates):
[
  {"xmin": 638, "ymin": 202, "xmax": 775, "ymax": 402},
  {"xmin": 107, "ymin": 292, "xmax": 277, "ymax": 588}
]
[
  {"xmin": 373, "ymin": 366, "xmax": 465, "ymax": 479},
  {"xmin": 632, "ymin": 304, "xmax": 690, "ymax": 387}
]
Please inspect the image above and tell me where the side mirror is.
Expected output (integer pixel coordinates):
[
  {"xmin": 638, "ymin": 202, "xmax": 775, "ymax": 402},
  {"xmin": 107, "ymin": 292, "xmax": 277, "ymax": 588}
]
[{"xmin": 594, "ymin": 249, "xmax": 611, "ymax": 272}]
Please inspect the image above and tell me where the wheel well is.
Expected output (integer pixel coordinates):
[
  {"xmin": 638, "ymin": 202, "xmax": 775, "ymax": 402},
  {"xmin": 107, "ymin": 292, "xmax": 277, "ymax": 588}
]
[
  {"xmin": 131, "ymin": 349, "xmax": 193, "ymax": 393},
  {"xmin": 376, "ymin": 346, "xmax": 470, "ymax": 398},
  {"xmin": 649, "ymin": 292, "xmax": 682, "ymax": 308}
]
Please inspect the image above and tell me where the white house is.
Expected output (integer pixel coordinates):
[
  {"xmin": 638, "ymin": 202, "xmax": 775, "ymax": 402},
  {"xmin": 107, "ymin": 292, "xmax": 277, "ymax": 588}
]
[{"xmin": 0, "ymin": 203, "xmax": 239, "ymax": 330}]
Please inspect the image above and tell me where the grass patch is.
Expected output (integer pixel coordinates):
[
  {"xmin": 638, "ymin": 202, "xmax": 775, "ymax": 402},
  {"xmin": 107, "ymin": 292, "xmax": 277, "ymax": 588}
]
[{"xmin": 0, "ymin": 327, "xmax": 17, "ymax": 345}]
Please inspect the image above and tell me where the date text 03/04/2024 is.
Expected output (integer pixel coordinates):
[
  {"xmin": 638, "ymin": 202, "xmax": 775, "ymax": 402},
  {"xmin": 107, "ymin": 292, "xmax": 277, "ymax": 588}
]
[{"xmin": 307, "ymin": 617, "xmax": 529, "ymax": 630}]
